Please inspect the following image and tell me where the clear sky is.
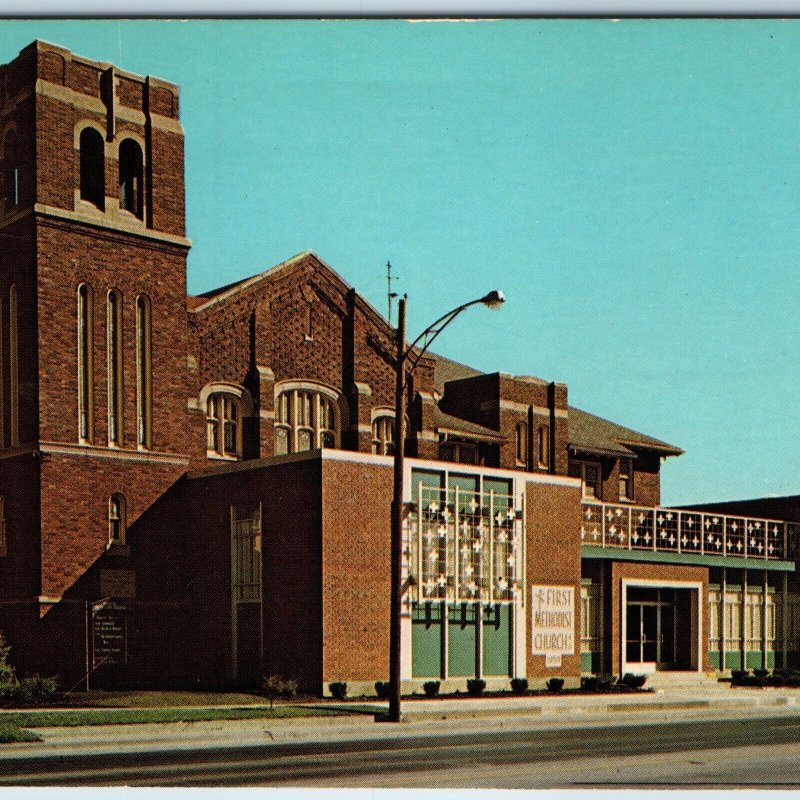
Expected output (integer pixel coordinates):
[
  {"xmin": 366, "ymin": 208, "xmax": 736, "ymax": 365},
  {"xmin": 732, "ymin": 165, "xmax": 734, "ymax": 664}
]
[{"xmin": 1, "ymin": 19, "xmax": 798, "ymax": 505}]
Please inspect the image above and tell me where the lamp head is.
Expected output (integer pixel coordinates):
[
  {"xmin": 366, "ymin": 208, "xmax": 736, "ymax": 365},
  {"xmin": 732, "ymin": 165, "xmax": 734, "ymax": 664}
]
[{"xmin": 480, "ymin": 290, "xmax": 505, "ymax": 309}]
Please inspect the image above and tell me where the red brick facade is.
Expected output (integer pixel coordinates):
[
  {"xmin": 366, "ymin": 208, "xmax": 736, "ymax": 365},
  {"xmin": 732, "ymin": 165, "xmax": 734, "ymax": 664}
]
[{"xmin": 0, "ymin": 41, "xmax": 708, "ymax": 692}]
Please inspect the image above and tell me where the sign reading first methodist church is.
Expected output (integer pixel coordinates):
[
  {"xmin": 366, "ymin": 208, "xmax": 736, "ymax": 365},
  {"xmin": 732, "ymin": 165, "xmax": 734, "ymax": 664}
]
[{"xmin": 531, "ymin": 585, "xmax": 575, "ymax": 668}]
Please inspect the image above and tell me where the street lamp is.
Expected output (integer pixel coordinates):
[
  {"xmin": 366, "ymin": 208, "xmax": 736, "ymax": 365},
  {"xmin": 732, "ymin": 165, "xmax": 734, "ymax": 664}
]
[{"xmin": 388, "ymin": 289, "xmax": 505, "ymax": 723}]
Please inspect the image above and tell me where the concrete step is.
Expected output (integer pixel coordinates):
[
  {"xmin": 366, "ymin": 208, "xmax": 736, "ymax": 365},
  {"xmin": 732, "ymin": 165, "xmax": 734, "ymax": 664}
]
[{"xmin": 644, "ymin": 671, "xmax": 723, "ymax": 689}]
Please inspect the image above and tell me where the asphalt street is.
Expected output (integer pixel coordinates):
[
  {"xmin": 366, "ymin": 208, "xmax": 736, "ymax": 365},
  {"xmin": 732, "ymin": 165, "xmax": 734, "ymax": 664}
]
[{"xmin": 3, "ymin": 712, "xmax": 800, "ymax": 787}]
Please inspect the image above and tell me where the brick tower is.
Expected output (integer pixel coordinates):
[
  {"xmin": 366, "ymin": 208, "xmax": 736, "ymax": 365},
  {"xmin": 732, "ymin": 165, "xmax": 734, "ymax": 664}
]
[{"xmin": 0, "ymin": 41, "xmax": 191, "ymax": 682}]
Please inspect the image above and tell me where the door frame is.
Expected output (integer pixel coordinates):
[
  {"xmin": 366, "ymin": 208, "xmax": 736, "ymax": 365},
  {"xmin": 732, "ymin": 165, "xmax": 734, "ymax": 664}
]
[{"xmin": 620, "ymin": 578, "xmax": 703, "ymax": 675}]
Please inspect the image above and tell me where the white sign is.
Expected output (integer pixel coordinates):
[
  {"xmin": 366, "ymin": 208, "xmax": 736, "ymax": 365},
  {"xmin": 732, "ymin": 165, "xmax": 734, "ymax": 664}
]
[{"xmin": 531, "ymin": 585, "xmax": 575, "ymax": 665}]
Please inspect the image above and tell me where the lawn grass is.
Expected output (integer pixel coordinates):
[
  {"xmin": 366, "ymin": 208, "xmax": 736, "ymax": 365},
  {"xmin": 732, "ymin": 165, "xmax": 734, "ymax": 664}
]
[
  {"xmin": 0, "ymin": 722, "xmax": 40, "ymax": 743},
  {"xmin": 59, "ymin": 690, "xmax": 269, "ymax": 708},
  {"xmin": 1, "ymin": 705, "xmax": 365, "ymax": 729}
]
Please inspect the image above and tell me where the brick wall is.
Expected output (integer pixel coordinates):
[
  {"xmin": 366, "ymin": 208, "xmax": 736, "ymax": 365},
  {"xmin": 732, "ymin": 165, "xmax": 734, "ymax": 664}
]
[
  {"xmin": 320, "ymin": 457, "xmax": 392, "ymax": 685},
  {"xmin": 524, "ymin": 479, "xmax": 583, "ymax": 685}
]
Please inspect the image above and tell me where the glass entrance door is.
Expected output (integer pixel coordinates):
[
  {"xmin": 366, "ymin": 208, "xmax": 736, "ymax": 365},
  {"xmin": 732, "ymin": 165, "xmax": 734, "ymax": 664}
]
[{"xmin": 625, "ymin": 588, "xmax": 676, "ymax": 668}]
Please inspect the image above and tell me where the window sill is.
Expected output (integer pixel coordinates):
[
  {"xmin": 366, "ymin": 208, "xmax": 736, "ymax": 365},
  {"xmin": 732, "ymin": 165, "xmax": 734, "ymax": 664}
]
[{"xmin": 206, "ymin": 451, "xmax": 241, "ymax": 461}]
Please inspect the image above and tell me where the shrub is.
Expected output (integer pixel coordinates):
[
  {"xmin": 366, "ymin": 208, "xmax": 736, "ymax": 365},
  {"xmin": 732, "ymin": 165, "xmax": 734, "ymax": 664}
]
[
  {"xmin": 329, "ymin": 682, "xmax": 348, "ymax": 700},
  {"xmin": 731, "ymin": 670, "xmax": 749, "ymax": 684},
  {"xmin": 581, "ymin": 676, "xmax": 600, "ymax": 691},
  {"xmin": 546, "ymin": 677, "xmax": 564, "ymax": 692},
  {"xmin": 620, "ymin": 673, "xmax": 648, "ymax": 689},
  {"xmin": 466, "ymin": 678, "xmax": 486, "ymax": 697},
  {"xmin": 261, "ymin": 675, "xmax": 298, "ymax": 709},
  {"xmin": 0, "ymin": 634, "xmax": 15, "ymax": 685},
  {"xmin": 510, "ymin": 677, "xmax": 529, "ymax": 695},
  {"xmin": 423, "ymin": 680, "xmax": 440, "ymax": 697},
  {"xmin": 597, "ymin": 674, "xmax": 617, "ymax": 691},
  {"xmin": 21, "ymin": 675, "xmax": 58, "ymax": 701},
  {"xmin": 375, "ymin": 681, "xmax": 391, "ymax": 700},
  {"xmin": 753, "ymin": 669, "xmax": 770, "ymax": 679},
  {"xmin": 767, "ymin": 673, "xmax": 785, "ymax": 687}
]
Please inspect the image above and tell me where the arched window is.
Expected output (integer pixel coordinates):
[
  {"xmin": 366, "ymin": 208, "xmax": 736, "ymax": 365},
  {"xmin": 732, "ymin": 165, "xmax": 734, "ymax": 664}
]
[
  {"xmin": 9, "ymin": 285, "xmax": 18, "ymax": 448},
  {"xmin": 108, "ymin": 493, "xmax": 126, "ymax": 546},
  {"xmin": 77, "ymin": 284, "xmax": 94, "ymax": 442},
  {"xmin": 119, "ymin": 139, "xmax": 143, "ymax": 218},
  {"xmin": 79, "ymin": 127, "xmax": 105, "ymax": 209},
  {"xmin": 107, "ymin": 289, "xmax": 123, "ymax": 446},
  {"xmin": 371, "ymin": 413, "xmax": 395, "ymax": 455},
  {"xmin": 135, "ymin": 295, "xmax": 152, "ymax": 449},
  {"xmin": 206, "ymin": 392, "xmax": 242, "ymax": 458},
  {"xmin": 274, "ymin": 386, "xmax": 339, "ymax": 455},
  {"xmin": 3, "ymin": 130, "xmax": 19, "ymax": 209}
]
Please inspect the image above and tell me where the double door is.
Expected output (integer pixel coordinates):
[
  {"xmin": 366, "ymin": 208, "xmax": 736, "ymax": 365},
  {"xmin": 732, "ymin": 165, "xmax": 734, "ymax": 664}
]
[{"xmin": 626, "ymin": 588, "xmax": 675, "ymax": 668}]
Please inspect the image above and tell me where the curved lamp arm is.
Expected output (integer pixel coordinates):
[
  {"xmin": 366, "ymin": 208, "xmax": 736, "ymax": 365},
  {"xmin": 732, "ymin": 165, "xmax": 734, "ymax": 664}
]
[{"xmin": 403, "ymin": 289, "xmax": 505, "ymax": 375}]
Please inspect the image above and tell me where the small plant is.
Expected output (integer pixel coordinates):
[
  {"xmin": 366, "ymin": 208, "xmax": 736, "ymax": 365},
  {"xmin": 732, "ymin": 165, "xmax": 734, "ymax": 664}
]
[
  {"xmin": 767, "ymin": 673, "xmax": 785, "ymax": 687},
  {"xmin": 620, "ymin": 673, "xmax": 647, "ymax": 689},
  {"xmin": 375, "ymin": 681, "xmax": 391, "ymax": 699},
  {"xmin": 466, "ymin": 678, "xmax": 486, "ymax": 697},
  {"xmin": 597, "ymin": 674, "xmax": 617, "ymax": 691},
  {"xmin": 260, "ymin": 675, "xmax": 298, "ymax": 709},
  {"xmin": 581, "ymin": 676, "xmax": 600, "ymax": 691},
  {"xmin": 731, "ymin": 669, "xmax": 750, "ymax": 684},
  {"xmin": 546, "ymin": 677, "xmax": 564, "ymax": 692},
  {"xmin": 329, "ymin": 681, "xmax": 348, "ymax": 700},
  {"xmin": 423, "ymin": 680, "xmax": 441, "ymax": 697},
  {"xmin": 753, "ymin": 668, "xmax": 770, "ymax": 679},
  {"xmin": 510, "ymin": 677, "xmax": 529, "ymax": 695}
]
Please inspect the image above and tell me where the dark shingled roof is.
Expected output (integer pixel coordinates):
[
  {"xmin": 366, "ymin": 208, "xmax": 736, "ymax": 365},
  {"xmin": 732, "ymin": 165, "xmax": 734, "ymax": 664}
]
[
  {"xmin": 429, "ymin": 353, "xmax": 683, "ymax": 459},
  {"xmin": 433, "ymin": 407, "xmax": 506, "ymax": 443},
  {"xmin": 568, "ymin": 406, "xmax": 683, "ymax": 458}
]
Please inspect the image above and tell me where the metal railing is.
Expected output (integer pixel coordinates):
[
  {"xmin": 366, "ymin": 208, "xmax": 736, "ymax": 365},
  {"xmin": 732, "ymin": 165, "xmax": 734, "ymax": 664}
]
[{"xmin": 580, "ymin": 501, "xmax": 799, "ymax": 562}]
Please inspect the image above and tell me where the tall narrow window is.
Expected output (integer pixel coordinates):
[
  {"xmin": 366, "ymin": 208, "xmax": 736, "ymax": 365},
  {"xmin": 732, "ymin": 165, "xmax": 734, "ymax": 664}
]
[
  {"xmin": 3, "ymin": 130, "xmax": 19, "ymax": 209},
  {"xmin": 79, "ymin": 128, "xmax": 105, "ymax": 209},
  {"xmin": 537, "ymin": 425, "xmax": 549, "ymax": 469},
  {"xmin": 9, "ymin": 285, "xmax": 18, "ymax": 447},
  {"xmin": 135, "ymin": 295, "xmax": 151, "ymax": 449},
  {"xmin": 119, "ymin": 139, "xmax": 143, "ymax": 218},
  {"xmin": 0, "ymin": 496, "xmax": 6, "ymax": 556},
  {"xmin": 77, "ymin": 284, "xmax": 94, "ymax": 442},
  {"xmin": 107, "ymin": 290, "xmax": 123, "ymax": 446},
  {"xmin": 619, "ymin": 457, "xmax": 634, "ymax": 501},
  {"xmin": 108, "ymin": 493, "xmax": 126, "ymax": 546},
  {"xmin": 515, "ymin": 422, "xmax": 527, "ymax": 466}
]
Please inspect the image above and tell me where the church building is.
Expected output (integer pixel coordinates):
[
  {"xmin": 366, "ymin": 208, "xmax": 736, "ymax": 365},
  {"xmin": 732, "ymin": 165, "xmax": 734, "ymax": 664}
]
[{"xmin": 0, "ymin": 41, "xmax": 798, "ymax": 692}]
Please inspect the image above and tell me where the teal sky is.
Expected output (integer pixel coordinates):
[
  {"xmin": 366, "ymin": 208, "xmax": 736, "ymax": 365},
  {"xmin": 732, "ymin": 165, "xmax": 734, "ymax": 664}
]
[{"xmin": 2, "ymin": 19, "xmax": 798, "ymax": 506}]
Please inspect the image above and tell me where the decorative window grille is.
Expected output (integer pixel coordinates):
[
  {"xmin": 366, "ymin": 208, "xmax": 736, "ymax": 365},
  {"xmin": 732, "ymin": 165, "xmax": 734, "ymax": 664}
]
[
  {"xmin": 232, "ymin": 503, "xmax": 262, "ymax": 603},
  {"xmin": 372, "ymin": 414, "xmax": 395, "ymax": 455},
  {"xmin": 274, "ymin": 387, "xmax": 338, "ymax": 454},
  {"xmin": 406, "ymin": 484, "xmax": 524, "ymax": 605}
]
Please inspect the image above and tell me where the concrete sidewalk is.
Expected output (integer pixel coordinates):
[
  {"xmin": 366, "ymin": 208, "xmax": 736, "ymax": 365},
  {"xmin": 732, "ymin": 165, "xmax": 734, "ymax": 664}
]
[{"xmin": 1, "ymin": 684, "xmax": 800, "ymax": 763}]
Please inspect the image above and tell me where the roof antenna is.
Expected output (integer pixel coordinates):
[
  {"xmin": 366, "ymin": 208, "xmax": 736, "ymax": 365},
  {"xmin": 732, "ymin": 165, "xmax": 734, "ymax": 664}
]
[{"xmin": 386, "ymin": 260, "xmax": 398, "ymax": 326}]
